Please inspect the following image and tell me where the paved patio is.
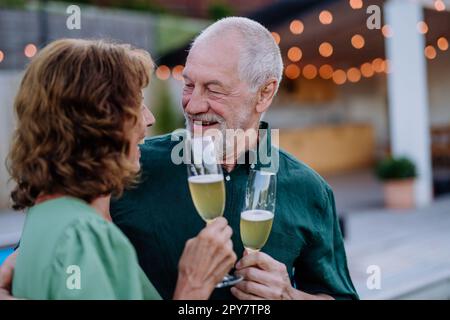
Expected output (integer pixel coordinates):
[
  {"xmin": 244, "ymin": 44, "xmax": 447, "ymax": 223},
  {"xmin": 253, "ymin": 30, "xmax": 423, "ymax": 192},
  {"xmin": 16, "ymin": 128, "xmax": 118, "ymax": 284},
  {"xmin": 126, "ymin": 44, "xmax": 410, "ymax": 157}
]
[
  {"xmin": 344, "ymin": 195, "xmax": 450, "ymax": 299},
  {"xmin": 326, "ymin": 170, "xmax": 450, "ymax": 299}
]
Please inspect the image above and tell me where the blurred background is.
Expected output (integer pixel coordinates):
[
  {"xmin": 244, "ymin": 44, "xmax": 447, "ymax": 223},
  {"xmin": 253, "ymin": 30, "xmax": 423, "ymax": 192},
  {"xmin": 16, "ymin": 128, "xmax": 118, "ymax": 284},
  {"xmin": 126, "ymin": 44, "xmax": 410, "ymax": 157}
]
[{"xmin": 0, "ymin": 0, "xmax": 449, "ymax": 299}]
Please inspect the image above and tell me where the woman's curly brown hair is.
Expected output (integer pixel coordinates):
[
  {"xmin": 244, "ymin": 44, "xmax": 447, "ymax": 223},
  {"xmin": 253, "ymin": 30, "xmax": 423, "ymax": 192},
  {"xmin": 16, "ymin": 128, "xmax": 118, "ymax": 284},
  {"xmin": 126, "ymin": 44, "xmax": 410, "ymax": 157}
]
[{"xmin": 7, "ymin": 39, "xmax": 154, "ymax": 210}]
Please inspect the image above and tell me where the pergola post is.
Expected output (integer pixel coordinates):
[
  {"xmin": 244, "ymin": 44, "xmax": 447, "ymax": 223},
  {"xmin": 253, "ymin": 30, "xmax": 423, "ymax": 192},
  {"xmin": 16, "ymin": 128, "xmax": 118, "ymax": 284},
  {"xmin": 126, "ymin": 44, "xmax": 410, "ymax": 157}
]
[{"xmin": 384, "ymin": 0, "xmax": 433, "ymax": 206}]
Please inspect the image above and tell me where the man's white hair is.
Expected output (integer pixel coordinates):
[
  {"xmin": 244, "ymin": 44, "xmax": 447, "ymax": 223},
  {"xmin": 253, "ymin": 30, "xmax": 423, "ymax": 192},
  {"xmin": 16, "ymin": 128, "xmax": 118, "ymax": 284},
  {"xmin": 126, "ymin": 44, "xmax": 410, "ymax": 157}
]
[{"xmin": 191, "ymin": 17, "xmax": 284, "ymax": 94}]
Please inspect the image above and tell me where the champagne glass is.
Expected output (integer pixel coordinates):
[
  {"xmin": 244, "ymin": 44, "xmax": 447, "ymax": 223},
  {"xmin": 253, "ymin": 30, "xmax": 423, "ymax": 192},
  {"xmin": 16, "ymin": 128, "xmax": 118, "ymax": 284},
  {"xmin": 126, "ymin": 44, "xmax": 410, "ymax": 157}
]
[
  {"xmin": 187, "ymin": 135, "xmax": 243, "ymax": 288},
  {"xmin": 240, "ymin": 170, "xmax": 277, "ymax": 253}
]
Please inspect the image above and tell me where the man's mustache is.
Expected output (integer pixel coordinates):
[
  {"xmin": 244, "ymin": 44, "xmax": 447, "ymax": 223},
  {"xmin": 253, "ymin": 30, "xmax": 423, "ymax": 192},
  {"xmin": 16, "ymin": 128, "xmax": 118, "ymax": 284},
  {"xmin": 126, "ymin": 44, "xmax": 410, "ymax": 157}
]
[{"xmin": 187, "ymin": 114, "xmax": 225, "ymax": 124}]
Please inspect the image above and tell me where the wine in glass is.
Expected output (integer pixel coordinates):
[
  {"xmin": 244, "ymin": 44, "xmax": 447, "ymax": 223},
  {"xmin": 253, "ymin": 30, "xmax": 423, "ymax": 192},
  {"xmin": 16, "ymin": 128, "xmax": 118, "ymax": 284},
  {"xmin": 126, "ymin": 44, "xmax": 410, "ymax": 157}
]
[
  {"xmin": 187, "ymin": 135, "xmax": 243, "ymax": 287},
  {"xmin": 240, "ymin": 170, "xmax": 276, "ymax": 253}
]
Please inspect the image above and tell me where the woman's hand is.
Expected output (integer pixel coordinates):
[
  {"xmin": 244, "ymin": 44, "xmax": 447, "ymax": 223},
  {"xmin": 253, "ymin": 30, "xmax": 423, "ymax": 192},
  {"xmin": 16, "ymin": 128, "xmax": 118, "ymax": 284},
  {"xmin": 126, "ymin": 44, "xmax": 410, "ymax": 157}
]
[
  {"xmin": 0, "ymin": 251, "xmax": 18, "ymax": 300},
  {"xmin": 173, "ymin": 217, "xmax": 237, "ymax": 300}
]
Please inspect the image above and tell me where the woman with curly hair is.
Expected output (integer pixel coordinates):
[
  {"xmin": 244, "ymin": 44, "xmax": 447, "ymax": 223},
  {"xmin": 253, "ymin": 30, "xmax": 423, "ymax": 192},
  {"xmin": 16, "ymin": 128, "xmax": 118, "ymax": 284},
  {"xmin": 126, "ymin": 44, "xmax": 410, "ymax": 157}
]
[{"xmin": 8, "ymin": 39, "xmax": 236, "ymax": 299}]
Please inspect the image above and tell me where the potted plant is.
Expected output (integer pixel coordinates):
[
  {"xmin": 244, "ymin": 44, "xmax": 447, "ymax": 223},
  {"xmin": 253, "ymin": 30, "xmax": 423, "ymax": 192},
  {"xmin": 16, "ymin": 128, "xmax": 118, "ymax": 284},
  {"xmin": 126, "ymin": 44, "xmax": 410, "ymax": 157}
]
[{"xmin": 375, "ymin": 156, "xmax": 417, "ymax": 209}]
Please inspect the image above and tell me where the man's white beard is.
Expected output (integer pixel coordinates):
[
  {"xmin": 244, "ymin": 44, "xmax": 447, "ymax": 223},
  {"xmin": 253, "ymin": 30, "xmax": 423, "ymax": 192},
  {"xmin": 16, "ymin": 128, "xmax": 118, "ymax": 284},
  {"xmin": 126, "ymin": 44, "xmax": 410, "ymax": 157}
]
[{"xmin": 184, "ymin": 111, "xmax": 256, "ymax": 166}]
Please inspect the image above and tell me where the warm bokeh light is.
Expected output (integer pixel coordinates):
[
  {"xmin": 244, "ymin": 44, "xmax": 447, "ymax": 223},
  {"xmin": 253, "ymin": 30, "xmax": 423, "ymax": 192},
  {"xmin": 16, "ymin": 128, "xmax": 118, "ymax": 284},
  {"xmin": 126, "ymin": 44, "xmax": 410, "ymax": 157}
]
[
  {"xmin": 349, "ymin": 0, "xmax": 363, "ymax": 9},
  {"xmin": 290, "ymin": 20, "xmax": 304, "ymax": 35},
  {"xmin": 437, "ymin": 37, "xmax": 449, "ymax": 51},
  {"xmin": 0, "ymin": 50, "xmax": 4, "ymax": 63},
  {"xmin": 172, "ymin": 65, "xmax": 184, "ymax": 81},
  {"xmin": 271, "ymin": 32, "xmax": 281, "ymax": 45},
  {"xmin": 381, "ymin": 25, "xmax": 393, "ymax": 38},
  {"xmin": 351, "ymin": 34, "xmax": 365, "ymax": 49},
  {"xmin": 285, "ymin": 64, "xmax": 301, "ymax": 80},
  {"xmin": 332, "ymin": 69, "xmax": 347, "ymax": 85},
  {"xmin": 360, "ymin": 62, "xmax": 375, "ymax": 78},
  {"xmin": 417, "ymin": 21, "xmax": 428, "ymax": 34},
  {"xmin": 382, "ymin": 59, "xmax": 391, "ymax": 74},
  {"xmin": 347, "ymin": 68, "xmax": 361, "ymax": 83},
  {"xmin": 156, "ymin": 65, "xmax": 171, "ymax": 80},
  {"xmin": 24, "ymin": 44, "xmax": 37, "ymax": 58},
  {"xmin": 287, "ymin": 47, "xmax": 302, "ymax": 62},
  {"xmin": 319, "ymin": 64, "xmax": 334, "ymax": 79},
  {"xmin": 303, "ymin": 64, "xmax": 318, "ymax": 80},
  {"xmin": 425, "ymin": 45, "xmax": 437, "ymax": 60},
  {"xmin": 319, "ymin": 42, "xmax": 333, "ymax": 57},
  {"xmin": 319, "ymin": 10, "xmax": 333, "ymax": 25},
  {"xmin": 435, "ymin": 0, "xmax": 446, "ymax": 11},
  {"xmin": 372, "ymin": 58, "xmax": 384, "ymax": 73}
]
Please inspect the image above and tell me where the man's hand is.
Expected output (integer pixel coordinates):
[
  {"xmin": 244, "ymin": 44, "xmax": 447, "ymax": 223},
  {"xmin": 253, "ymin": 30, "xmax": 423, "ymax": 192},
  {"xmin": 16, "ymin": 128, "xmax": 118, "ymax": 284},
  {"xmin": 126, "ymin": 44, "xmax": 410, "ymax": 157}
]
[
  {"xmin": 231, "ymin": 250, "xmax": 333, "ymax": 300},
  {"xmin": 0, "ymin": 251, "xmax": 18, "ymax": 300}
]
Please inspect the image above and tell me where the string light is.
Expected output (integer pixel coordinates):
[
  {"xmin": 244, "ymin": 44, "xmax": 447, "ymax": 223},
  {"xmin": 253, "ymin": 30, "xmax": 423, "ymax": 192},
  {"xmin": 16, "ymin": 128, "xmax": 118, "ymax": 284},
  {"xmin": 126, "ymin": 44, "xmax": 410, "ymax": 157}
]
[
  {"xmin": 360, "ymin": 62, "xmax": 374, "ymax": 78},
  {"xmin": 319, "ymin": 42, "xmax": 333, "ymax": 57},
  {"xmin": 24, "ymin": 44, "xmax": 37, "ymax": 58},
  {"xmin": 434, "ymin": 0, "xmax": 446, "ymax": 11},
  {"xmin": 382, "ymin": 25, "xmax": 393, "ymax": 38},
  {"xmin": 290, "ymin": 20, "xmax": 304, "ymax": 35},
  {"xmin": 172, "ymin": 65, "xmax": 184, "ymax": 81},
  {"xmin": 383, "ymin": 59, "xmax": 391, "ymax": 74},
  {"xmin": 425, "ymin": 45, "xmax": 437, "ymax": 59},
  {"xmin": 417, "ymin": 21, "xmax": 428, "ymax": 34},
  {"xmin": 285, "ymin": 64, "xmax": 301, "ymax": 80},
  {"xmin": 319, "ymin": 10, "xmax": 333, "ymax": 25},
  {"xmin": 156, "ymin": 65, "xmax": 171, "ymax": 80},
  {"xmin": 372, "ymin": 58, "xmax": 384, "ymax": 73},
  {"xmin": 347, "ymin": 67, "xmax": 362, "ymax": 83},
  {"xmin": 271, "ymin": 32, "xmax": 281, "ymax": 45},
  {"xmin": 0, "ymin": 50, "xmax": 4, "ymax": 63},
  {"xmin": 437, "ymin": 37, "xmax": 449, "ymax": 51},
  {"xmin": 332, "ymin": 69, "xmax": 347, "ymax": 85},
  {"xmin": 349, "ymin": 0, "xmax": 363, "ymax": 9},
  {"xmin": 319, "ymin": 64, "xmax": 334, "ymax": 79},
  {"xmin": 351, "ymin": 34, "xmax": 365, "ymax": 49},
  {"xmin": 303, "ymin": 64, "xmax": 318, "ymax": 80},
  {"xmin": 287, "ymin": 47, "xmax": 302, "ymax": 62}
]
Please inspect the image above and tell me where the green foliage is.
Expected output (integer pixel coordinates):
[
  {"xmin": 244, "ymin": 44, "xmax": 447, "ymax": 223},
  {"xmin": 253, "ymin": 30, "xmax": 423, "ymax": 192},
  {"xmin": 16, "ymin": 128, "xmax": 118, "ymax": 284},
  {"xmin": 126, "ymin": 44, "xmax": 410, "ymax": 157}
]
[
  {"xmin": 0, "ymin": 0, "xmax": 27, "ymax": 8},
  {"xmin": 151, "ymin": 80, "xmax": 184, "ymax": 136},
  {"xmin": 208, "ymin": 1, "xmax": 233, "ymax": 21},
  {"xmin": 375, "ymin": 156, "xmax": 417, "ymax": 181}
]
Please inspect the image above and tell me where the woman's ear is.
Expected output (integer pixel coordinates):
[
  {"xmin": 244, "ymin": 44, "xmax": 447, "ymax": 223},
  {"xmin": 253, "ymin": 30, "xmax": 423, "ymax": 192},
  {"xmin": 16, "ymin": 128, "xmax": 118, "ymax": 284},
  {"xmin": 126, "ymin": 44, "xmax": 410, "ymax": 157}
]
[{"xmin": 255, "ymin": 79, "xmax": 278, "ymax": 113}]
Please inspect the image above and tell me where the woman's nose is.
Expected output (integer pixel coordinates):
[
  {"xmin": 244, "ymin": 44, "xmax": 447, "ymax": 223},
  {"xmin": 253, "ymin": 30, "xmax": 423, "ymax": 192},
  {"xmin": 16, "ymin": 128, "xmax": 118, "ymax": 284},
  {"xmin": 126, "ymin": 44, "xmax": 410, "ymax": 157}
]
[{"xmin": 142, "ymin": 105, "xmax": 155, "ymax": 127}]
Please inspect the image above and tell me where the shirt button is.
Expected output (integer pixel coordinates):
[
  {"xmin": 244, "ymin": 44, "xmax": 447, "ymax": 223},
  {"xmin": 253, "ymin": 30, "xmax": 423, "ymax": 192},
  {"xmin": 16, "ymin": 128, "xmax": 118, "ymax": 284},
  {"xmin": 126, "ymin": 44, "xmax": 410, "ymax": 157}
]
[{"xmin": 225, "ymin": 175, "xmax": 231, "ymax": 181}]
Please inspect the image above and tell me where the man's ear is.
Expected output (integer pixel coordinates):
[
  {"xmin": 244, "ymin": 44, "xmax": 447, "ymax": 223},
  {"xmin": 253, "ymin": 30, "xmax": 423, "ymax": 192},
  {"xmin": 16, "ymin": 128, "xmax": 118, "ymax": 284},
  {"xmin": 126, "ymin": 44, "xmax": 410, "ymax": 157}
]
[{"xmin": 255, "ymin": 79, "xmax": 278, "ymax": 113}]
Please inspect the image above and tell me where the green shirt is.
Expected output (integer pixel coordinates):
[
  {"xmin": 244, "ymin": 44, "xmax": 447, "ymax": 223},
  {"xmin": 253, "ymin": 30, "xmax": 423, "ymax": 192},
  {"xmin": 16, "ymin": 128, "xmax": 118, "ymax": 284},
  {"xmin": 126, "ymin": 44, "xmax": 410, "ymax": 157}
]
[
  {"xmin": 13, "ymin": 197, "xmax": 161, "ymax": 300},
  {"xmin": 111, "ymin": 122, "xmax": 358, "ymax": 300}
]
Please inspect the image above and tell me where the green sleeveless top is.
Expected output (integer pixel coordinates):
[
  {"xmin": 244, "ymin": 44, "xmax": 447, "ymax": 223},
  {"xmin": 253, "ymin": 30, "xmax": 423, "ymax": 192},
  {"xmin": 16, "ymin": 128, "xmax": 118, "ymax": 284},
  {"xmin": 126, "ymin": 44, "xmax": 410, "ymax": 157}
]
[{"xmin": 13, "ymin": 197, "xmax": 161, "ymax": 300}]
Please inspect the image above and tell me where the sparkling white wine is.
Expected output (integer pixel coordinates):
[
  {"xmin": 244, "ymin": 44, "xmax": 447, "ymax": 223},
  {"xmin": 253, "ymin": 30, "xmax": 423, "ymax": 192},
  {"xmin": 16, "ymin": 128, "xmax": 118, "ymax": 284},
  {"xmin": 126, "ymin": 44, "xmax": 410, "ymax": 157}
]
[
  {"xmin": 240, "ymin": 209, "xmax": 274, "ymax": 251},
  {"xmin": 188, "ymin": 174, "xmax": 225, "ymax": 223}
]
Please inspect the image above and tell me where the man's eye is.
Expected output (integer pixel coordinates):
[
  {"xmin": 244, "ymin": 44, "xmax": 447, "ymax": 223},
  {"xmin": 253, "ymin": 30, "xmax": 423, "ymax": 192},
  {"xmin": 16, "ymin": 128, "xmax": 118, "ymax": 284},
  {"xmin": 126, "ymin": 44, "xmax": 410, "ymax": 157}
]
[{"xmin": 209, "ymin": 89, "xmax": 222, "ymax": 95}]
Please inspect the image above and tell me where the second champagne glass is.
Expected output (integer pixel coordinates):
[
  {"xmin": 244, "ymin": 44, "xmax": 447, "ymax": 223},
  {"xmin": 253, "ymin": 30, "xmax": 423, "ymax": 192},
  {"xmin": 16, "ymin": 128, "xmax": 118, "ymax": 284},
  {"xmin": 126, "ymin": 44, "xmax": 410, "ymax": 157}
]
[{"xmin": 240, "ymin": 170, "xmax": 277, "ymax": 253}]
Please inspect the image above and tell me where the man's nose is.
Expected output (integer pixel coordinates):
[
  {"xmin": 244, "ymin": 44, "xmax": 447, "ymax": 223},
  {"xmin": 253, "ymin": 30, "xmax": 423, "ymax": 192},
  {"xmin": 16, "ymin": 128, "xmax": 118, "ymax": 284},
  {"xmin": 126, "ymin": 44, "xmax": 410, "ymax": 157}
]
[
  {"xmin": 142, "ymin": 105, "xmax": 155, "ymax": 127},
  {"xmin": 184, "ymin": 89, "xmax": 209, "ymax": 115}
]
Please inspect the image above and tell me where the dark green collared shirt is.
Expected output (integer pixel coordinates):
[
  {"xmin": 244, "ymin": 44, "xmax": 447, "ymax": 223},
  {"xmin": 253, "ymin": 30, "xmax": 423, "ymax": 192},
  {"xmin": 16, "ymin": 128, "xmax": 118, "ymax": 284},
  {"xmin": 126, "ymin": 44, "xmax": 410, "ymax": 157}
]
[{"xmin": 111, "ymin": 123, "xmax": 358, "ymax": 300}]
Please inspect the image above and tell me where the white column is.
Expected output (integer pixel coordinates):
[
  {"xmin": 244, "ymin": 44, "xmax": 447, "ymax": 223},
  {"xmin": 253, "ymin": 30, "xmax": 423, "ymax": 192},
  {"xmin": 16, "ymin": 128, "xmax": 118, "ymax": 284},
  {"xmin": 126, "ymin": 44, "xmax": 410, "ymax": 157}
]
[{"xmin": 384, "ymin": 0, "xmax": 433, "ymax": 206}]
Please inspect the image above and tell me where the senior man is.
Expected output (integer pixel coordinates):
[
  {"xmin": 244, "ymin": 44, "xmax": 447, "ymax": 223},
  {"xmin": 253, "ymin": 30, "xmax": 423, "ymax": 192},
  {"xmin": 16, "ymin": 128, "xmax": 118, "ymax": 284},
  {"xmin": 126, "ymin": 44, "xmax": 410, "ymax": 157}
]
[{"xmin": 110, "ymin": 17, "xmax": 357, "ymax": 300}]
